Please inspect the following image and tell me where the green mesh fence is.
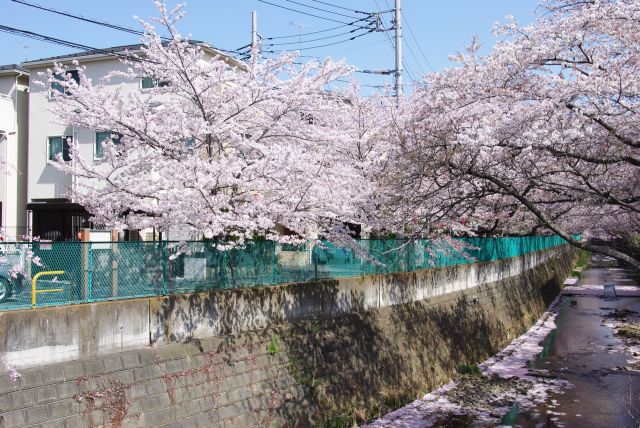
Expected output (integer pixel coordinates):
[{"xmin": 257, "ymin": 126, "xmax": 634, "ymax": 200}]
[{"xmin": 0, "ymin": 235, "xmax": 573, "ymax": 311}]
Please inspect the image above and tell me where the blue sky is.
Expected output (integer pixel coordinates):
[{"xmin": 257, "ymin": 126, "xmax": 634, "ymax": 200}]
[{"xmin": 1, "ymin": 0, "xmax": 540, "ymax": 90}]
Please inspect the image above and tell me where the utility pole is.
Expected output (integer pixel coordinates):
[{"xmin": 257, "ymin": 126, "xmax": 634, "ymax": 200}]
[
  {"xmin": 251, "ymin": 10, "xmax": 258, "ymax": 61},
  {"xmin": 394, "ymin": 0, "xmax": 403, "ymax": 100}
]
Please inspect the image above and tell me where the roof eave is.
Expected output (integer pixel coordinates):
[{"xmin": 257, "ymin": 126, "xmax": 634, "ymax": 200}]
[
  {"xmin": 0, "ymin": 68, "xmax": 29, "ymax": 76},
  {"xmin": 21, "ymin": 50, "xmax": 146, "ymax": 69}
]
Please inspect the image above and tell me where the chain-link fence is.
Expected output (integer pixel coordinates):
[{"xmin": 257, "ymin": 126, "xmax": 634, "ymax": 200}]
[{"xmin": 0, "ymin": 235, "xmax": 572, "ymax": 311}]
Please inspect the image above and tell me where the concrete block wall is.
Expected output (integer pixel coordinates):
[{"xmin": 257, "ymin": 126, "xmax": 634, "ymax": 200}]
[
  {"xmin": 0, "ymin": 337, "xmax": 303, "ymax": 427},
  {"xmin": 0, "ymin": 246, "xmax": 575, "ymax": 427}
]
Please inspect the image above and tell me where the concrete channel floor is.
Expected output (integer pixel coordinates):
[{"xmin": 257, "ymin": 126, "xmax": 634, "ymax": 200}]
[{"xmin": 368, "ymin": 255, "xmax": 640, "ymax": 427}]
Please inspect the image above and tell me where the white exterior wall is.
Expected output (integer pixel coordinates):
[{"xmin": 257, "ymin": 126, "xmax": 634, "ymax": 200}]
[
  {"xmin": 26, "ymin": 59, "xmax": 135, "ymax": 202},
  {"xmin": 0, "ymin": 73, "xmax": 28, "ymax": 235}
]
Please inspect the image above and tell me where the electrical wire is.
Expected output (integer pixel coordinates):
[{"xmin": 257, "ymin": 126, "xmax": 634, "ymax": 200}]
[
  {"xmin": 325, "ymin": 38, "xmax": 392, "ymax": 58},
  {"xmin": 380, "ymin": 0, "xmax": 416, "ymax": 83},
  {"xmin": 384, "ymin": 2, "xmax": 426, "ymax": 76},
  {"xmin": 310, "ymin": 0, "xmax": 371, "ymax": 15},
  {"xmin": 0, "ymin": 24, "xmax": 147, "ymax": 61},
  {"xmin": 261, "ymin": 18, "xmax": 372, "ymax": 40},
  {"xmin": 263, "ymin": 29, "xmax": 375, "ymax": 53},
  {"xmin": 374, "ymin": 1, "xmax": 396, "ymax": 55},
  {"xmin": 401, "ymin": 10, "xmax": 435, "ymax": 72},
  {"xmin": 8, "ymin": 0, "xmax": 245, "ymax": 56},
  {"xmin": 280, "ymin": 0, "xmax": 361, "ymax": 20},
  {"xmin": 10, "ymin": 0, "xmax": 154, "ymax": 39},
  {"xmin": 263, "ymin": 27, "xmax": 371, "ymax": 47},
  {"xmin": 288, "ymin": 62, "xmax": 387, "ymax": 88},
  {"xmin": 402, "ymin": 37, "xmax": 425, "ymax": 76},
  {"xmin": 256, "ymin": 0, "xmax": 373, "ymax": 29},
  {"xmin": 334, "ymin": 78, "xmax": 386, "ymax": 89}
]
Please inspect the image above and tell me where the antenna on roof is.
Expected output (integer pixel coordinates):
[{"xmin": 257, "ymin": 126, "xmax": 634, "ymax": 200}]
[
  {"xmin": 16, "ymin": 42, "xmax": 31, "ymax": 61},
  {"xmin": 290, "ymin": 21, "xmax": 311, "ymax": 54}
]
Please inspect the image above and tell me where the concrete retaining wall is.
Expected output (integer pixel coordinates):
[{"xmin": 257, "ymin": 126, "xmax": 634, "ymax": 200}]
[
  {"xmin": 150, "ymin": 245, "xmax": 563, "ymax": 345},
  {"xmin": 0, "ymin": 299, "xmax": 149, "ymax": 369},
  {"xmin": 0, "ymin": 246, "xmax": 575, "ymax": 427},
  {"xmin": 0, "ymin": 246, "xmax": 566, "ymax": 369}
]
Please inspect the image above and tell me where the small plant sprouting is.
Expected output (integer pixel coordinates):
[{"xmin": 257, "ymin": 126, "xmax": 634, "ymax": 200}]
[
  {"xmin": 457, "ymin": 364, "xmax": 481, "ymax": 376},
  {"xmin": 267, "ymin": 336, "xmax": 281, "ymax": 356}
]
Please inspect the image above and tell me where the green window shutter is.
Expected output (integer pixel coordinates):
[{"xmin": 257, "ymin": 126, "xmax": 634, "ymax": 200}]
[
  {"xmin": 51, "ymin": 71, "xmax": 79, "ymax": 94},
  {"xmin": 95, "ymin": 131, "xmax": 111, "ymax": 158},
  {"xmin": 141, "ymin": 77, "xmax": 155, "ymax": 89},
  {"xmin": 62, "ymin": 137, "xmax": 71, "ymax": 162},
  {"xmin": 51, "ymin": 75, "xmax": 64, "ymax": 94},
  {"xmin": 48, "ymin": 136, "xmax": 63, "ymax": 161},
  {"xmin": 96, "ymin": 132, "xmax": 122, "ymax": 158}
]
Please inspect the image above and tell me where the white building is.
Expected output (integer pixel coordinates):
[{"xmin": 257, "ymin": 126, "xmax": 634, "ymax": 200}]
[
  {"xmin": 0, "ymin": 65, "xmax": 29, "ymax": 240},
  {"xmin": 21, "ymin": 43, "xmax": 241, "ymax": 240}
]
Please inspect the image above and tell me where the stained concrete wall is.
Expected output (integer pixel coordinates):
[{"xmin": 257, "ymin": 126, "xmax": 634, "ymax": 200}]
[
  {"xmin": 0, "ymin": 298, "xmax": 150, "ymax": 369},
  {"xmin": 0, "ymin": 246, "xmax": 567, "ymax": 370},
  {"xmin": 149, "ymin": 245, "xmax": 563, "ymax": 345},
  {"xmin": 0, "ymin": 246, "xmax": 575, "ymax": 427}
]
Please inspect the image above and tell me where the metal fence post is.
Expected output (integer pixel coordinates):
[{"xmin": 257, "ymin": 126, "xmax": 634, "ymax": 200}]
[
  {"xmin": 221, "ymin": 250, "xmax": 227, "ymax": 288},
  {"xmin": 161, "ymin": 241, "xmax": 168, "ymax": 295},
  {"xmin": 272, "ymin": 243, "xmax": 277, "ymax": 285},
  {"xmin": 87, "ymin": 242, "xmax": 93, "ymax": 302}
]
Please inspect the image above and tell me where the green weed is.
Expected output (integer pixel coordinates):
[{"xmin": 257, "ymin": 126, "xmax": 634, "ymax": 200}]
[
  {"xmin": 267, "ymin": 336, "xmax": 281, "ymax": 355},
  {"xmin": 457, "ymin": 364, "xmax": 481, "ymax": 375}
]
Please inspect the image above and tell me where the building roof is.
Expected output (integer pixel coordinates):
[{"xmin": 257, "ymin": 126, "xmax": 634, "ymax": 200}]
[
  {"xmin": 21, "ymin": 44, "xmax": 146, "ymax": 66},
  {"xmin": 0, "ymin": 64, "xmax": 29, "ymax": 75},
  {"xmin": 21, "ymin": 41, "xmax": 242, "ymax": 69}
]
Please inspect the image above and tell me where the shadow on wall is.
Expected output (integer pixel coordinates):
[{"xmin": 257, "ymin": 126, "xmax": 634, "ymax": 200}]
[
  {"xmin": 266, "ymin": 251, "xmax": 569, "ymax": 426},
  {"xmin": 146, "ymin": 249, "xmax": 572, "ymax": 426}
]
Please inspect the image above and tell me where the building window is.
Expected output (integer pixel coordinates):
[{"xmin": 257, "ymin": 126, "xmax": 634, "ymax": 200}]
[
  {"xmin": 51, "ymin": 70, "xmax": 80, "ymax": 95},
  {"xmin": 141, "ymin": 76, "xmax": 170, "ymax": 89},
  {"xmin": 95, "ymin": 131, "xmax": 122, "ymax": 158},
  {"xmin": 48, "ymin": 136, "xmax": 72, "ymax": 161}
]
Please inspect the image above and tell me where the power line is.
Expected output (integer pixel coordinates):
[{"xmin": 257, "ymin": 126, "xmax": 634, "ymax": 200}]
[
  {"xmin": 10, "ymin": 0, "xmax": 152, "ymax": 39},
  {"xmin": 384, "ymin": 2, "xmax": 425, "ymax": 76},
  {"xmin": 402, "ymin": 59, "xmax": 416, "ymax": 84},
  {"xmin": 288, "ymin": 62, "xmax": 388, "ymax": 88},
  {"xmin": 374, "ymin": 1, "xmax": 396, "ymax": 56},
  {"xmin": 8, "ymin": 0, "xmax": 244, "ymax": 57},
  {"xmin": 262, "ymin": 27, "xmax": 371, "ymax": 47},
  {"xmin": 263, "ymin": 29, "xmax": 374, "ymax": 53},
  {"xmin": 280, "ymin": 0, "xmax": 360, "ymax": 20},
  {"xmin": 401, "ymin": 10, "xmax": 434, "ymax": 72},
  {"xmin": 256, "ymin": 0, "xmax": 374, "ymax": 29},
  {"xmin": 309, "ymin": 0, "xmax": 371, "ymax": 15},
  {"xmin": 261, "ymin": 18, "xmax": 371, "ymax": 40},
  {"xmin": 0, "ymin": 24, "xmax": 147, "ymax": 61},
  {"xmin": 334, "ymin": 78, "xmax": 386, "ymax": 89},
  {"xmin": 380, "ymin": 0, "xmax": 415, "ymax": 85},
  {"xmin": 402, "ymin": 35, "xmax": 425, "ymax": 76},
  {"xmin": 324, "ymin": 38, "xmax": 392, "ymax": 58}
]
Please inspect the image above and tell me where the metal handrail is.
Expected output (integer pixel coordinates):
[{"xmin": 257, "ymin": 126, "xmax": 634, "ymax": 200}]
[{"xmin": 31, "ymin": 270, "xmax": 65, "ymax": 307}]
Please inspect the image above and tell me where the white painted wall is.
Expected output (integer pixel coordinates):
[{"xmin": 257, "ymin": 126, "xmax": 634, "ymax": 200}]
[
  {"xmin": 25, "ymin": 49, "xmax": 228, "ymax": 205},
  {"xmin": 26, "ymin": 59, "xmax": 134, "ymax": 202},
  {"xmin": 0, "ymin": 73, "xmax": 28, "ymax": 236}
]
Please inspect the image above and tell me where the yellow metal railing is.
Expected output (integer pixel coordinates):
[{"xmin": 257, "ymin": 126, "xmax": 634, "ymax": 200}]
[{"xmin": 31, "ymin": 270, "xmax": 65, "ymax": 307}]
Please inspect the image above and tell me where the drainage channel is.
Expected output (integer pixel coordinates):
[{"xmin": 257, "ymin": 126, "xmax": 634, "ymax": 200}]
[
  {"xmin": 367, "ymin": 263, "xmax": 640, "ymax": 427},
  {"xmin": 512, "ymin": 294, "xmax": 640, "ymax": 427}
]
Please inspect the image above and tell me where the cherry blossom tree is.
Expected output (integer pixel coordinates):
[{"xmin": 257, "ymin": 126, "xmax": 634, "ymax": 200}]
[
  {"xmin": 46, "ymin": 1, "xmax": 386, "ymax": 247},
  {"xmin": 385, "ymin": 0, "xmax": 640, "ymax": 269}
]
